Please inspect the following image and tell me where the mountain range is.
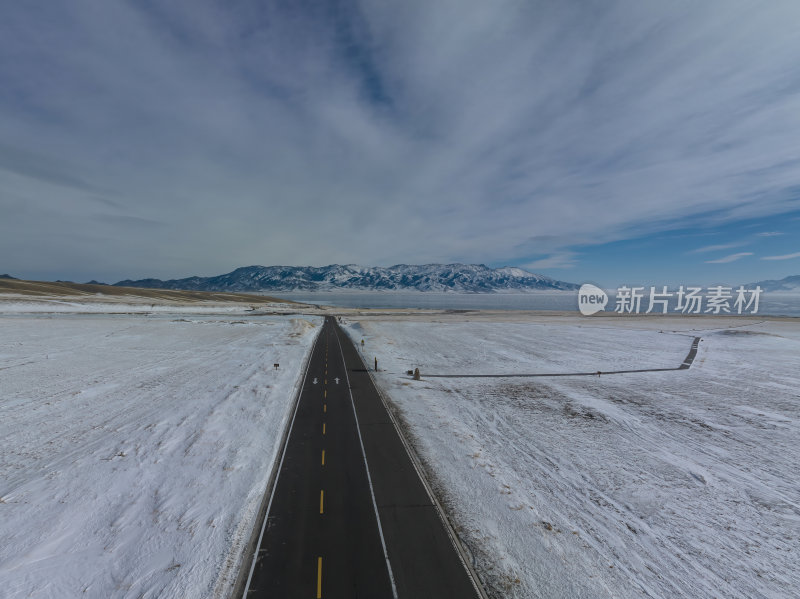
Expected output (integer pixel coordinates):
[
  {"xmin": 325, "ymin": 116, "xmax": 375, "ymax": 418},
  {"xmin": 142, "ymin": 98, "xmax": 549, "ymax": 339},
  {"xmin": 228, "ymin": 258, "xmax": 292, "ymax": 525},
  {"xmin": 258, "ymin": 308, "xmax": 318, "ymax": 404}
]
[
  {"xmin": 748, "ymin": 274, "xmax": 800, "ymax": 292},
  {"xmin": 114, "ymin": 264, "xmax": 580, "ymax": 293}
]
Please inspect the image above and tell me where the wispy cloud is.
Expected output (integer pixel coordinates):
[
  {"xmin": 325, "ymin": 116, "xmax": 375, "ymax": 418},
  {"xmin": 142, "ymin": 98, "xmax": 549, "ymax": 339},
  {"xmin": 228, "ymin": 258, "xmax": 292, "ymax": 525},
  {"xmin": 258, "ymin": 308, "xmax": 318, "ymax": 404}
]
[
  {"xmin": 762, "ymin": 251, "xmax": 800, "ymax": 261},
  {"xmin": 689, "ymin": 242, "xmax": 747, "ymax": 254},
  {"xmin": 522, "ymin": 252, "xmax": 578, "ymax": 270},
  {"xmin": 756, "ymin": 231, "xmax": 784, "ymax": 237},
  {"xmin": 94, "ymin": 214, "xmax": 166, "ymax": 228},
  {"xmin": 705, "ymin": 252, "xmax": 754, "ymax": 264}
]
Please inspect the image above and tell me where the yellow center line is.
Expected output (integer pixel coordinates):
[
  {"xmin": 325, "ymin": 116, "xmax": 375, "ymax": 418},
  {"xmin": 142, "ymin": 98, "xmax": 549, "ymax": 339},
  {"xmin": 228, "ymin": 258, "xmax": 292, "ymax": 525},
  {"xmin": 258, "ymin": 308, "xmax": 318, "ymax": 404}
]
[
  {"xmin": 323, "ymin": 404, "xmax": 327, "ymax": 413},
  {"xmin": 322, "ymin": 422, "xmax": 326, "ymax": 435},
  {"xmin": 317, "ymin": 557, "xmax": 323, "ymax": 598},
  {"xmin": 321, "ymin": 449, "xmax": 325, "ymax": 465},
  {"xmin": 324, "ymin": 389, "xmax": 327, "ymax": 398},
  {"xmin": 324, "ymin": 379, "xmax": 326, "ymax": 385},
  {"xmin": 320, "ymin": 489, "xmax": 324, "ymax": 514}
]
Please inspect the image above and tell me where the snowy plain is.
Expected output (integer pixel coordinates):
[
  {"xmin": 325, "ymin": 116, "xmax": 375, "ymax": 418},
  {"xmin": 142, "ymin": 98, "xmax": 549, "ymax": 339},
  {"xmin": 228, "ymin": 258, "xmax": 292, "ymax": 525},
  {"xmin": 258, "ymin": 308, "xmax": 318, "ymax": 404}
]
[
  {"xmin": 0, "ymin": 309, "xmax": 321, "ymax": 599},
  {"xmin": 344, "ymin": 314, "xmax": 800, "ymax": 598},
  {"xmin": 0, "ymin": 299, "xmax": 298, "ymax": 315}
]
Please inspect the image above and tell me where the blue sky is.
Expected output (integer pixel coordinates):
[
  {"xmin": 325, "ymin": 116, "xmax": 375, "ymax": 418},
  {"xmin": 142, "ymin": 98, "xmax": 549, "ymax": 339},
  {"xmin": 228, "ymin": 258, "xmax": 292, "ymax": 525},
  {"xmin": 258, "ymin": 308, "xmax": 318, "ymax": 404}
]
[
  {"xmin": 506, "ymin": 209, "xmax": 800, "ymax": 287},
  {"xmin": 1, "ymin": 1, "xmax": 800, "ymax": 286}
]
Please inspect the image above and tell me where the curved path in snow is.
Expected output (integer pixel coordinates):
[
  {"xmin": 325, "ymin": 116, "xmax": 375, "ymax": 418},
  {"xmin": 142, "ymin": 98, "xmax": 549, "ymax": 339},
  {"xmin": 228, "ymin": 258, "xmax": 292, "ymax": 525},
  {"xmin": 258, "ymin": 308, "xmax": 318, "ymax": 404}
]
[{"xmin": 423, "ymin": 336, "xmax": 702, "ymax": 378}]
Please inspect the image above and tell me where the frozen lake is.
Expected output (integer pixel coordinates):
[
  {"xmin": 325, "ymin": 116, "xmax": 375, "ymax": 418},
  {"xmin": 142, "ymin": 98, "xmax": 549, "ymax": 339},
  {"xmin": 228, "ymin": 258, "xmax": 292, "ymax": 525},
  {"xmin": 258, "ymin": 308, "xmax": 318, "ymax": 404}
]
[{"xmin": 271, "ymin": 290, "xmax": 800, "ymax": 316}]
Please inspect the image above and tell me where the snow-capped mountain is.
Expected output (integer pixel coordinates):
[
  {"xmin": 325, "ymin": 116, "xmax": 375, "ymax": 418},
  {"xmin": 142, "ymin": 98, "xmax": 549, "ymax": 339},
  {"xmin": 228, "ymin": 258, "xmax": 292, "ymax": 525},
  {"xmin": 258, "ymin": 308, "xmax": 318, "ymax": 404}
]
[
  {"xmin": 115, "ymin": 264, "xmax": 579, "ymax": 293},
  {"xmin": 748, "ymin": 274, "xmax": 800, "ymax": 292}
]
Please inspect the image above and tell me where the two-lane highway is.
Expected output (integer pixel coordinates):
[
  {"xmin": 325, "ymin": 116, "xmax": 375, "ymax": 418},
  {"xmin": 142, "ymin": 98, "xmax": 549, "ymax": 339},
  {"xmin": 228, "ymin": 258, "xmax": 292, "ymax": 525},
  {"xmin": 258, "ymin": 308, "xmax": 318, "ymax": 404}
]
[
  {"xmin": 244, "ymin": 317, "xmax": 394, "ymax": 597},
  {"xmin": 243, "ymin": 316, "xmax": 483, "ymax": 598}
]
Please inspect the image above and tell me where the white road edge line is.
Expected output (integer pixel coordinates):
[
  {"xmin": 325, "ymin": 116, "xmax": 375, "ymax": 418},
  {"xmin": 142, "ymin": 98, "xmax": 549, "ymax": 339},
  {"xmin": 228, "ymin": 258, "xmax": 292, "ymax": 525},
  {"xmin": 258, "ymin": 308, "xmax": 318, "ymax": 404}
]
[
  {"xmin": 241, "ymin": 324, "xmax": 323, "ymax": 596},
  {"xmin": 334, "ymin": 325, "xmax": 399, "ymax": 599},
  {"xmin": 344, "ymin": 326, "xmax": 490, "ymax": 599}
]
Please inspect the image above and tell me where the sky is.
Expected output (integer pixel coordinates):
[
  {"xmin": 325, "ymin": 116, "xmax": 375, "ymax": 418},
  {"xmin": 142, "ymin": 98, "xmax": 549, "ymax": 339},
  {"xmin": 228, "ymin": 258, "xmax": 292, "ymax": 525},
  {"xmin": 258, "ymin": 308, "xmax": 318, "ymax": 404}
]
[{"xmin": 1, "ymin": 0, "xmax": 800, "ymax": 287}]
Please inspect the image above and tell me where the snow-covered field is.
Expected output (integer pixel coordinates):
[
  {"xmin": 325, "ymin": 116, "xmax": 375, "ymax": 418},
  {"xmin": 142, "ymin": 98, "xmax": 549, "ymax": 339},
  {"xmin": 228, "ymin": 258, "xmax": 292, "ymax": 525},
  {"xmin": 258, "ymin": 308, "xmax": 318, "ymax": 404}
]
[
  {"xmin": 0, "ymin": 302, "xmax": 255, "ymax": 314},
  {"xmin": 344, "ymin": 315, "xmax": 800, "ymax": 598},
  {"xmin": 0, "ymin": 311, "xmax": 321, "ymax": 599},
  {"xmin": 0, "ymin": 299, "xmax": 298, "ymax": 315}
]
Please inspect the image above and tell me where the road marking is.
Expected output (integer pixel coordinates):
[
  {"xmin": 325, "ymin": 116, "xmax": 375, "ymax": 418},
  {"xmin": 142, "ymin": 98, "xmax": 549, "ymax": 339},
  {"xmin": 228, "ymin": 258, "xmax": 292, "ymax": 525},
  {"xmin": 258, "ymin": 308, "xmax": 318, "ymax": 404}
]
[
  {"xmin": 320, "ymin": 490, "xmax": 324, "ymax": 514},
  {"xmin": 312, "ymin": 377, "xmax": 318, "ymax": 385},
  {"xmin": 324, "ymin": 404, "xmax": 327, "ymax": 413},
  {"xmin": 324, "ymin": 379, "xmax": 327, "ymax": 385},
  {"xmin": 317, "ymin": 557, "xmax": 323, "ymax": 598},
  {"xmin": 241, "ymin": 324, "xmax": 322, "ymax": 595},
  {"xmin": 324, "ymin": 389, "xmax": 327, "ymax": 398},
  {"xmin": 321, "ymin": 449, "xmax": 325, "ymax": 465},
  {"xmin": 323, "ymin": 422, "xmax": 326, "ymax": 435},
  {"xmin": 334, "ymin": 328, "xmax": 399, "ymax": 598}
]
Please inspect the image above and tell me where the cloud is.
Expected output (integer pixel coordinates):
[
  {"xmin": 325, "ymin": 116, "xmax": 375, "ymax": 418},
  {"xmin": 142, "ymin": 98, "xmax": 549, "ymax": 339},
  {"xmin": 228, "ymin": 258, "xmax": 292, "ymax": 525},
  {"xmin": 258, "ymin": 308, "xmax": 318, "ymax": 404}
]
[
  {"xmin": 688, "ymin": 242, "xmax": 747, "ymax": 254},
  {"xmin": 2, "ymin": 1, "xmax": 800, "ymax": 281},
  {"xmin": 705, "ymin": 252, "xmax": 754, "ymax": 264},
  {"xmin": 94, "ymin": 214, "xmax": 166, "ymax": 228},
  {"xmin": 0, "ymin": 143, "xmax": 102, "ymax": 193},
  {"xmin": 756, "ymin": 231, "xmax": 784, "ymax": 237},
  {"xmin": 521, "ymin": 252, "xmax": 578, "ymax": 270},
  {"xmin": 762, "ymin": 251, "xmax": 800, "ymax": 260}
]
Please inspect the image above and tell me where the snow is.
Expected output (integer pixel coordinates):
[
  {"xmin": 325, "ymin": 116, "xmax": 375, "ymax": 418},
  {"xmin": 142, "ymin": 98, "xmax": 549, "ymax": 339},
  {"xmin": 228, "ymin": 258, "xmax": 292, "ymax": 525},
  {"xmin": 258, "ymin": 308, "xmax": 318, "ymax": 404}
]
[
  {"xmin": 343, "ymin": 314, "xmax": 800, "ymax": 598},
  {"xmin": 117, "ymin": 263, "xmax": 575, "ymax": 293},
  {"xmin": 0, "ymin": 311, "xmax": 321, "ymax": 599},
  {"xmin": 0, "ymin": 300, "xmax": 298, "ymax": 315}
]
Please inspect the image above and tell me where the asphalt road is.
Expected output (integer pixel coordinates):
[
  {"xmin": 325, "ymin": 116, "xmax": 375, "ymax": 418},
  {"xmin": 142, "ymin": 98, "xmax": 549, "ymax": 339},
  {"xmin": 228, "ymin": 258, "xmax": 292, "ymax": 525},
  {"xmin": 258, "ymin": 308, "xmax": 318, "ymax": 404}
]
[{"xmin": 243, "ymin": 316, "xmax": 483, "ymax": 599}]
